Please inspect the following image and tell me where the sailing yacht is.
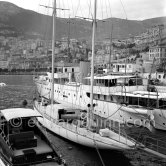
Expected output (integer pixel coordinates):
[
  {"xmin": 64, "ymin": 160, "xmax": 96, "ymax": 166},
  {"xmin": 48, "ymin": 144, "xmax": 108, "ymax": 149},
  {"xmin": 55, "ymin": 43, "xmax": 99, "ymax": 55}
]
[
  {"xmin": 34, "ymin": 0, "xmax": 138, "ymax": 150},
  {"xmin": 34, "ymin": 1, "xmax": 166, "ymax": 131},
  {"xmin": 34, "ymin": 61, "xmax": 166, "ymax": 131}
]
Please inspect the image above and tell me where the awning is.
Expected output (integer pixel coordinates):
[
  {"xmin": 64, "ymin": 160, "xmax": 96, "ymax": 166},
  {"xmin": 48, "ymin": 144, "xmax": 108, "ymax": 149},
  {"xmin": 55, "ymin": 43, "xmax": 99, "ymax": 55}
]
[{"xmin": 1, "ymin": 108, "xmax": 42, "ymax": 121}]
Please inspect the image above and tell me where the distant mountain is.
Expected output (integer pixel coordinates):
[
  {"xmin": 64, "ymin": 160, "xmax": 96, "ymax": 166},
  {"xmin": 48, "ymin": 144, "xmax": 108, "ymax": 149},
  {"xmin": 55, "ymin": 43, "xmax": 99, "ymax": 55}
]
[{"xmin": 0, "ymin": 1, "xmax": 165, "ymax": 40}]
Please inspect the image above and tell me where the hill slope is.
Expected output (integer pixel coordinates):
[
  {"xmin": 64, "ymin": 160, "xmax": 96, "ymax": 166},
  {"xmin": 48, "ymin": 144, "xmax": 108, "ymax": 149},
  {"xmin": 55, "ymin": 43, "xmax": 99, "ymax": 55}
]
[{"xmin": 0, "ymin": 1, "xmax": 165, "ymax": 40}]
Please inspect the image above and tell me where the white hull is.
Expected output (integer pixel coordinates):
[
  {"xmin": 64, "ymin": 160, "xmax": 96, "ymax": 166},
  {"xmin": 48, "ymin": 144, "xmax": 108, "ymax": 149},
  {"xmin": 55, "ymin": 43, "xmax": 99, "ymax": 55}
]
[
  {"xmin": 34, "ymin": 101, "xmax": 136, "ymax": 150},
  {"xmin": 0, "ymin": 158, "xmax": 6, "ymax": 166},
  {"xmin": 35, "ymin": 79, "xmax": 166, "ymax": 131}
]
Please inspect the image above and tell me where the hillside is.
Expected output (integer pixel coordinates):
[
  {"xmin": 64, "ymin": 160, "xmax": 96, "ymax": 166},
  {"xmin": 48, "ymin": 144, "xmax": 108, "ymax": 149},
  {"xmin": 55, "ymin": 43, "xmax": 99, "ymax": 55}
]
[{"xmin": 0, "ymin": 1, "xmax": 165, "ymax": 40}]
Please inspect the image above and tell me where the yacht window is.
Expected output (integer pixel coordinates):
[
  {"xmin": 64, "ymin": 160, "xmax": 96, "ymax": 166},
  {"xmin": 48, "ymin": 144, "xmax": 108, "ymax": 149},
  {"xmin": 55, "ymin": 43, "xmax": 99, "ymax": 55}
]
[
  {"xmin": 159, "ymin": 99, "xmax": 166, "ymax": 109},
  {"xmin": 94, "ymin": 94, "xmax": 98, "ymax": 100},
  {"xmin": 106, "ymin": 95, "xmax": 113, "ymax": 101},
  {"xmin": 100, "ymin": 95, "xmax": 104, "ymax": 100},
  {"xmin": 86, "ymin": 92, "xmax": 90, "ymax": 98},
  {"xmin": 105, "ymin": 80, "xmax": 109, "ymax": 87}
]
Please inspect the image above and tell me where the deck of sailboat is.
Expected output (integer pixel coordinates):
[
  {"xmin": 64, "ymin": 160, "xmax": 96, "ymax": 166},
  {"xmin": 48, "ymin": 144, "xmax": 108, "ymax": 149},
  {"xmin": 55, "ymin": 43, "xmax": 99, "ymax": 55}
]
[{"xmin": 13, "ymin": 134, "xmax": 53, "ymax": 156}]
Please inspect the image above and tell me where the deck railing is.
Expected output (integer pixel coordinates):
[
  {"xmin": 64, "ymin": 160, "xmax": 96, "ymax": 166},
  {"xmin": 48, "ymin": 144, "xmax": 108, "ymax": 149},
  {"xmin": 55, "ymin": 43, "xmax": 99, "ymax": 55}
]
[{"xmin": 142, "ymin": 136, "xmax": 166, "ymax": 155}]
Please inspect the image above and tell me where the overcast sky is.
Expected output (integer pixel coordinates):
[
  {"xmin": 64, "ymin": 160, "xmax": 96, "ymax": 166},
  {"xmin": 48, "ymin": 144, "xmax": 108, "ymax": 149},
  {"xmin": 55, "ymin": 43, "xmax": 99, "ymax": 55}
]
[{"xmin": 1, "ymin": 0, "xmax": 166, "ymax": 20}]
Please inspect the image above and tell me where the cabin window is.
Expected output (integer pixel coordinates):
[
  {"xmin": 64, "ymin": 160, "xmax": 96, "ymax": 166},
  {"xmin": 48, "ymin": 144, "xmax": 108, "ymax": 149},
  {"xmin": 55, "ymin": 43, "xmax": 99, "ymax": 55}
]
[
  {"xmin": 65, "ymin": 68, "xmax": 67, "ymax": 72},
  {"xmin": 159, "ymin": 99, "xmax": 166, "ymax": 109},
  {"xmin": 94, "ymin": 94, "xmax": 98, "ymax": 100},
  {"xmin": 72, "ymin": 68, "xmax": 74, "ymax": 72},
  {"xmin": 86, "ymin": 92, "xmax": 90, "ymax": 98},
  {"xmin": 128, "ymin": 97, "xmax": 142, "ymax": 106},
  {"xmin": 100, "ymin": 95, "xmax": 104, "ymax": 100},
  {"xmin": 105, "ymin": 80, "xmax": 109, "ymax": 87},
  {"xmin": 148, "ymin": 99, "xmax": 157, "ymax": 108},
  {"xmin": 106, "ymin": 95, "xmax": 113, "ymax": 102}
]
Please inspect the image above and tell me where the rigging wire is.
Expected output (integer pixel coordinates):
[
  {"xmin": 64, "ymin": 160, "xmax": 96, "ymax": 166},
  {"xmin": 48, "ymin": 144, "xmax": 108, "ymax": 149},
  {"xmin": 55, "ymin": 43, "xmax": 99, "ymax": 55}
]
[
  {"xmin": 71, "ymin": 0, "xmax": 75, "ymax": 18},
  {"xmin": 107, "ymin": 0, "xmax": 113, "ymax": 18},
  {"xmin": 104, "ymin": 0, "xmax": 109, "ymax": 19},
  {"xmin": 119, "ymin": 0, "xmax": 128, "ymax": 20},
  {"xmin": 61, "ymin": 0, "xmax": 66, "ymax": 18},
  {"xmin": 94, "ymin": 140, "xmax": 106, "ymax": 166},
  {"xmin": 75, "ymin": 0, "xmax": 81, "ymax": 17},
  {"xmin": 87, "ymin": 0, "xmax": 92, "ymax": 19}
]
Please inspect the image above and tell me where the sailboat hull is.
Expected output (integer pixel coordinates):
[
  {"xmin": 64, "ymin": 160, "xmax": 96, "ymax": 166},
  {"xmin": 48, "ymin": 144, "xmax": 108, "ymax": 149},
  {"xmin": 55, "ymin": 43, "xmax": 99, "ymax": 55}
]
[{"xmin": 34, "ymin": 101, "xmax": 136, "ymax": 150}]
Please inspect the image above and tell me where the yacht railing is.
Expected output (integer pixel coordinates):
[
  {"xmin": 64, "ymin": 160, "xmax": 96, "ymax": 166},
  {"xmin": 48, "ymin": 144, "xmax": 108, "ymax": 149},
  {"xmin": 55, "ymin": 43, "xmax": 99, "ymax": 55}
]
[{"xmin": 142, "ymin": 136, "xmax": 166, "ymax": 155}]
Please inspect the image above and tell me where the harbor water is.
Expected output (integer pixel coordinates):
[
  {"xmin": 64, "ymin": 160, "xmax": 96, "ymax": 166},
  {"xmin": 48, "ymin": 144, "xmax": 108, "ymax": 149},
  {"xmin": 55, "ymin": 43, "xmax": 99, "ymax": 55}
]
[{"xmin": 1, "ymin": 75, "xmax": 166, "ymax": 166}]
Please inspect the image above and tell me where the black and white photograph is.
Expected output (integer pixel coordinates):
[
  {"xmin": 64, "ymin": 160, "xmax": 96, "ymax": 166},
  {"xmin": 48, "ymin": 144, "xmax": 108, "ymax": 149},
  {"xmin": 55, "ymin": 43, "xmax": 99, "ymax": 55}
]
[{"xmin": 0, "ymin": 0, "xmax": 166, "ymax": 165}]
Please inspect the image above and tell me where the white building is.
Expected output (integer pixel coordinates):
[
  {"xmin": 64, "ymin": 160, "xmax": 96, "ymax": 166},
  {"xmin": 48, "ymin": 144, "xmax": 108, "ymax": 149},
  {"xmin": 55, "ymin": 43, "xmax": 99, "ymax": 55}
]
[
  {"xmin": 112, "ymin": 63, "xmax": 136, "ymax": 73},
  {"xmin": 149, "ymin": 46, "xmax": 166, "ymax": 64}
]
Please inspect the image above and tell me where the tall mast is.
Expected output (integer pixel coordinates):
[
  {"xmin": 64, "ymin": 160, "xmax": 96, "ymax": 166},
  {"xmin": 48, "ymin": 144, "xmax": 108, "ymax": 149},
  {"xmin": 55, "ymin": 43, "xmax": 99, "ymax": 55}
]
[
  {"xmin": 90, "ymin": 0, "xmax": 97, "ymax": 114},
  {"xmin": 108, "ymin": 23, "xmax": 113, "ymax": 70},
  {"xmin": 67, "ymin": 17, "xmax": 71, "ymax": 59},
  {"xmin": 51, "ymin": 0, "xmax": 56, "ymax": 106}
]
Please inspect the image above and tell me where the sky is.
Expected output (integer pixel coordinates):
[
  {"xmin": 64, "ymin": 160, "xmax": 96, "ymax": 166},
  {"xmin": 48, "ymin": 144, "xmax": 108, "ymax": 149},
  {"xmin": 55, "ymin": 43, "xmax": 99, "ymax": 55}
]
[{"xmin": 0, "ymin": 0, "xmax": 166, "ymax": 20}]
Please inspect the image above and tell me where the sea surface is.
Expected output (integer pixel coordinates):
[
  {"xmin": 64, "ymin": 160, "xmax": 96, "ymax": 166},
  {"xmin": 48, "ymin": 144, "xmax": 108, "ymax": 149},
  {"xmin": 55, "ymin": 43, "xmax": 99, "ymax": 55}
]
[{"xmin": 1, "ymin": 75, "xmax": 166, "ymax": 166}]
